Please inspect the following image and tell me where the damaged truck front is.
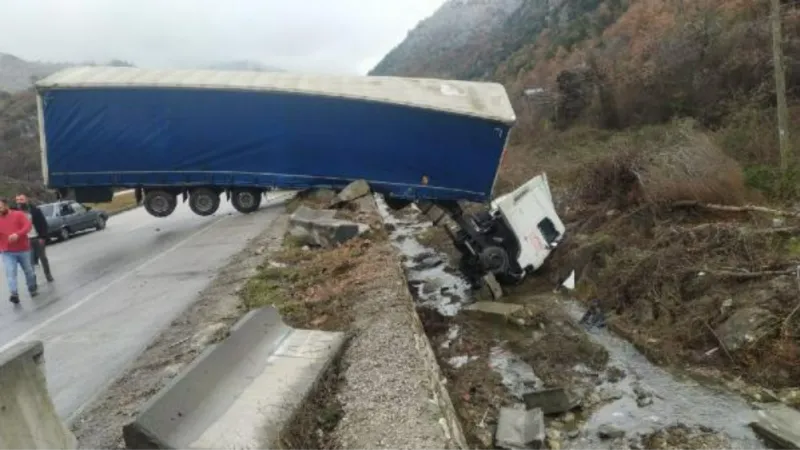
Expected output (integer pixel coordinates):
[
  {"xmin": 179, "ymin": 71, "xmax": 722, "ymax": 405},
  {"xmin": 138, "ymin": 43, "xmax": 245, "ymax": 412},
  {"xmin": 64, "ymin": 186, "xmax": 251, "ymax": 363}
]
[{"xmin": 34, "ymin": 66, "xmax": 565, "ymax": 286}]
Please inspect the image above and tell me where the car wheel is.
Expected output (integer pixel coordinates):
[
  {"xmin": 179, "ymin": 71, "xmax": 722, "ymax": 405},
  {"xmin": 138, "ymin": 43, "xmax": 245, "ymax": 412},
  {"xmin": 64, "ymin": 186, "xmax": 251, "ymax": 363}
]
[
  {"xmin": 95, "ymin": 216, "xmax": 106, "ymax": 231},
  {"xmin": 59, "ymin": 227, "xmax": 70, "ymax": 241}
]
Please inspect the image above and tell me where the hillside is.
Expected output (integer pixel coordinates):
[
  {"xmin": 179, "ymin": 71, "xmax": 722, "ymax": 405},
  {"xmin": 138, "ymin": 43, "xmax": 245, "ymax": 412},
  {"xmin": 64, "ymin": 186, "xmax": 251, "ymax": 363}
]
[
  {"xmin": 0, "ymin": 89, "xmax": 52, "ymax": 200},
  {"xmin": 0, "ymin": 52, "xmax": 71, "ymax": 93},
  {"xmin": 372, "ymin": 0, "xmax": 800, "ymax": 396}
]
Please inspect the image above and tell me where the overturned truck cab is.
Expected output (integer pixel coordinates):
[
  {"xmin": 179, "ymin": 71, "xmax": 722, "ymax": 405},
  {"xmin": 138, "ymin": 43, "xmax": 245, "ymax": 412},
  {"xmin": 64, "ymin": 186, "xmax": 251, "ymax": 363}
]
[{"xmin": 410, "ymin": 173, "xmax": 565, "ymax": 289}]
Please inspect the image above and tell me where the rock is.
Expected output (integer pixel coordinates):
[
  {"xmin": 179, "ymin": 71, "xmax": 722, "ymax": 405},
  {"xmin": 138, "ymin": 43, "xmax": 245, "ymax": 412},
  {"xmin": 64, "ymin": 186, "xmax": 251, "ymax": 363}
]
[
  {"xmin": 632, "ymin": 382, "xmax": 654, "ymax": 407},
  {"xmin": 749, "ymin": 403, "xmax": 800, "ymax": 449},
  {"xmin": 597, "ymin": 424, "xmax": 625, "ymax": 439},
  {"xmin": 384, "ymin": 223, "xmax": 397, "ymax": 233},
  {"xmin": 714, "ymin": 307, "xmax": 776, "ymax": 352},
  {"xmin": 329, "ymin": 179, "xmax": 371, "ymax": 207},
  {"xmin": 567, "ymin": 429, "xmax": 580, "ymax": 439},
  {"xmin": 773, "ymin": 217, "xmax": 786, "ymax": 227},
  {"xmin": 482, "ymin": 273, "xmax": 504, "ymax": 300},
  {"xmin": 465, "ymin": 301, "xmax": 523, "ymax": 320},
  {"xmin": 411, "ymin": 252, "xmax": 443, "ymax": 270},
  {"xmin": 606, "ymin": 366, "xmax": 626, "ymax": 383},
  {"xmin": 289, "ymin": 205, "xmax": 367, "ymax": 248},
  {"xmin": 778, "ymin": 388, "xmax": 800, "ymax": 407},
  {"xmin": 522, "ymin": 388, "xmax": 581, "ymax": 415},
  {"xmin": 306, "ymin": 188, "xmax": 337, "ymax": 203},
  {"xmin": 422, "ymin": 281, "xmax": 441, "ymax": 295},
  {"xmin": 562, "ymin": 412, "xmax": 576, "ymax": 424},
  {"xmin": 546, "ymin": 428, "xmax": 561, "ymax": 440},
  {"xmin": 547, "ymin": 439, "xmax": 561, "ymax": 450},
  {"xmin": 495, "ymin": 407, "xmax": 545, "ymax": 449},
  {"xmin": 162, "ymin": 363, "xmax": 183, "ymax": 379}
]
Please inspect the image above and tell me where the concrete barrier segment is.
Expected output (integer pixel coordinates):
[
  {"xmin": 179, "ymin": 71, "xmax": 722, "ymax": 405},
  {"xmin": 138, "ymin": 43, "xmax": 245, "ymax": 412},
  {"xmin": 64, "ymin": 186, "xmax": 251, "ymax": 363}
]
[
  {"xmin": 123, "ymin": 306, "xmax": 345, "ymax": 449},
  {"xmin": 0, "ymin": 340, "xmax": 78, "ymax": 449}
]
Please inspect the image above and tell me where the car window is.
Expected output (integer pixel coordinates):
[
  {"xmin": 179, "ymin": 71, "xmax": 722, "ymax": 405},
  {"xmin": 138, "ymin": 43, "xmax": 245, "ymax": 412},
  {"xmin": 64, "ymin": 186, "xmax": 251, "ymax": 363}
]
[
  {"xmin": 39, "ymin": 204, "xmax": 55, "ymax": 217},
  {"xmin": 72, "ymin": 203, "xmax": 86, "ymax": 214},
  {"xmin": 60, "ymin": 203, "xmax": 74, "ymax": 215}
]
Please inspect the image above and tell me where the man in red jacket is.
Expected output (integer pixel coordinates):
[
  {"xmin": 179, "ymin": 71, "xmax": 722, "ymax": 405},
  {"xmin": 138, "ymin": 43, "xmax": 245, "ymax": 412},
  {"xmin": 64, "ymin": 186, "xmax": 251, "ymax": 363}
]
[{"xmin": 0, "ymin": 198, "xmax": 38, "ymax": 304}]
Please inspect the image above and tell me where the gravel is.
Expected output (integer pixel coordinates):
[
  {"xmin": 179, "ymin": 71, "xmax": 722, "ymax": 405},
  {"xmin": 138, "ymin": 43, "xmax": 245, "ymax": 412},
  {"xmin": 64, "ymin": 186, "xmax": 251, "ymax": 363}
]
[
  {"xmin": 333, "ymin": 268, "xmax": 451, "ymax": 449},
  {"xmin": 330, "ymin": 197, "xmax": 452, "ymax": 449}
]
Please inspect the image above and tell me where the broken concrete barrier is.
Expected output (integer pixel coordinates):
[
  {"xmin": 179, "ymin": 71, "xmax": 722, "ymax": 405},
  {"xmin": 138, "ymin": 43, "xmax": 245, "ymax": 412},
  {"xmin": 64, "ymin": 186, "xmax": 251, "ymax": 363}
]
[
  {"xmin": 0, "ymin": 341, "xmax": 77, "ymax": 449},
  {"xmin": 289, "ymin": 205, "xmax": 367, "ymax": 247},
  {"xmin": 122, "ymin": 306, "xmax": 345, "ymax": 449},
  {"xmin": 522, "ymin": 387, "xmax": 581, "ymax": 415},
  {"xmin": 495, "ymin": 407, "xmax": 545, "ymax": 449},
  {"xmin": 749, "ymin": 402, "xmax": 800, "ymax": 449},
  {"xmin": 329, "ymin": 179, "xmax": 371, "ymax": 207},
  {"xmin": 465, "ymin": 301, "xmax": 523, "ymax": 319}
]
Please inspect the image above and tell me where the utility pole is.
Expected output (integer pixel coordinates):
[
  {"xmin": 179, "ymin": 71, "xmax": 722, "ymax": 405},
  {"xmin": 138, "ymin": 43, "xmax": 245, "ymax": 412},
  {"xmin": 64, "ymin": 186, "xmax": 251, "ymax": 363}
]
[{"xmin": 771, "ymin": 0, "xmax": 791, "ymax": 174}]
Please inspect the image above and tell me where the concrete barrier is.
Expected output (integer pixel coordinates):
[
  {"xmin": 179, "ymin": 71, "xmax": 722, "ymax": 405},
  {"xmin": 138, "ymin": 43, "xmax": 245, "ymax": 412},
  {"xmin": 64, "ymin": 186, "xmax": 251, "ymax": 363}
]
[
  {"xmin": 0, "ymin": 341, "xmax": 77, "ymax": 449},
  {"xmin": 122, "ymin": 306, "xmax": 345, "ymax": 449},
  {"xmin": 289, "ymin": 205, "xmax": 368, "ymax": 248}
]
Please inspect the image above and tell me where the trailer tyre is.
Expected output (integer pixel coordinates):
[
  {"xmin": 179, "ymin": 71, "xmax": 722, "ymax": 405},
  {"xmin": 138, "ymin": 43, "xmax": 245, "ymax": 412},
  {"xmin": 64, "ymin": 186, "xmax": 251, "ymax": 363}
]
[
  {"xmin": 231, "ymin": 188, "xmax": 262, "ymax": 214},
  {"xmin": 188, "ymin": 188, "xmax": 221, "ymax": 216},
  {"xmin": 143, "ymin": 190, "xmax": 178, "ymax": 218}
]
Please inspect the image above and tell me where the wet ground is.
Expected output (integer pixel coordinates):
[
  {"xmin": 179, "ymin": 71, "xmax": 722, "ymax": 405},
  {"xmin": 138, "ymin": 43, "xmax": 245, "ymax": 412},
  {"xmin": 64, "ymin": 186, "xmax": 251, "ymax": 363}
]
[
  {"xmin": 0, "ymin": 194, "xmax": 289, "ymax": 421},
  {"xmin": 375, "ymin": 195, "xmax": 768, "ymax": 449}
]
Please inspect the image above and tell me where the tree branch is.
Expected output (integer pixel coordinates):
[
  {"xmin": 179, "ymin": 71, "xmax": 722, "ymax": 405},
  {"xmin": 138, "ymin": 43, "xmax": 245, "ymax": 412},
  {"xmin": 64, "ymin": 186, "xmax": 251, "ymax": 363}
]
[{"xmin": 671, "ymin": 201, "xmax": 800, "ymax": 218}]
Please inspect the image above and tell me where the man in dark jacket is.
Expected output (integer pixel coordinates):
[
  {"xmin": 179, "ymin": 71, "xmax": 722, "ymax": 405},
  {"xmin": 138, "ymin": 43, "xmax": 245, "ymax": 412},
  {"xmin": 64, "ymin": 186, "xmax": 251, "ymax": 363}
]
[{"xmin": 15, "ymin": 194, "xmax": 53, "ymax": 282}]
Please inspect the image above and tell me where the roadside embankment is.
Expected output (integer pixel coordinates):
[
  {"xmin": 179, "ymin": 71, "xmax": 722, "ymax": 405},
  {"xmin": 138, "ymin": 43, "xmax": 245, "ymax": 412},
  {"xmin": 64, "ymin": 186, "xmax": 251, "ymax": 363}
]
[{"xmin": 243, "ymin": 188, "xmax": 465, "ymax": 449}]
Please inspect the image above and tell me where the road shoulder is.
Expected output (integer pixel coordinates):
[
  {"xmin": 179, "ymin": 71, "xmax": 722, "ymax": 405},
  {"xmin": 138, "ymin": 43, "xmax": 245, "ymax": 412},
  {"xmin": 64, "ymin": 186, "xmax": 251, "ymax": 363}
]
[{"xmin": 70, "ymin": 214, "xmax": 288, "ymax": 448}]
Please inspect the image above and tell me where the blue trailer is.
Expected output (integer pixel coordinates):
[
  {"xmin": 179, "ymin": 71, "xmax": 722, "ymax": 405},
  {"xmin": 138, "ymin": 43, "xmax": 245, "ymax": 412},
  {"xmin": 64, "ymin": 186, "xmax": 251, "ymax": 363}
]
[
  {"xmin": 35, "ymin": 67, "xmax": 514, "ymax": 213},
  {"xmin": 34, "ymin": 66, "xmax": 564, "ymax": 287}
]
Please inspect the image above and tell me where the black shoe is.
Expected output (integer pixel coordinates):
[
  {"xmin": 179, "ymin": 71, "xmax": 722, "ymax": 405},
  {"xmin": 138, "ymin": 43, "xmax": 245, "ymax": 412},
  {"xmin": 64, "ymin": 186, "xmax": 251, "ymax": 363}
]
[
  {"xmin": 9, "ymin": 295, "xmax": 20, "ymax": 304},
  {"xmin": 29, "ymin": 286, "xmax": 38, "ymax": 297},
  {"xmin": 46, "ymin": 275, "xmax": 54, "ymax": 283}
]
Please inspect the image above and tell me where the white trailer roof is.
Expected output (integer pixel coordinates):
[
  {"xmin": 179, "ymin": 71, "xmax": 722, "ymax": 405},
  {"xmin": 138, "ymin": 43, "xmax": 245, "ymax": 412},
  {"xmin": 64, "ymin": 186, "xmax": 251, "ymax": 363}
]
[{"xmin": 36, "ymin": 66, "xmax": 516, "ymax": 124}]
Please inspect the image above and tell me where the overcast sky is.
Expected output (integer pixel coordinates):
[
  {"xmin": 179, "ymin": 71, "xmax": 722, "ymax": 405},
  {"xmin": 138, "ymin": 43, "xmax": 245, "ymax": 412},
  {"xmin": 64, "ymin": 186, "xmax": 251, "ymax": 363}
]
[{"xmin": 0, "ymin": 0, "xmax": 446, "ymax": 74}]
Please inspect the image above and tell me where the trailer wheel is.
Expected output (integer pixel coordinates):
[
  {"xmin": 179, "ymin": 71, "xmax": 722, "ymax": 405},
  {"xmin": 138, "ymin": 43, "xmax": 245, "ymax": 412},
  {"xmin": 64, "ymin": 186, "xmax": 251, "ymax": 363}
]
[
  {"xmin": 479, "ymin": 246, "xmax": 510, "ymax": 274},
  {"xmin": 143, "ymin": 190, "xmax": 177, "ymax": 218},
  {"xmin": 188, "ymin": 188, "xmax": 221, "ymax": 216},
  {"xmin": 231, "ymin": 188, "xmax": 262, "ymax": 214}
]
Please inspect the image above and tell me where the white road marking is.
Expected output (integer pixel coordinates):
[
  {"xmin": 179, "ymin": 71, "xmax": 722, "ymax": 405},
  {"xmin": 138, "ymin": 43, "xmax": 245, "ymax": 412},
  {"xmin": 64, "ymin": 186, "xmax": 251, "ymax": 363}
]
[{"xmin": 0, "ymin": 215, "xmax": 229, "ymax": 353}]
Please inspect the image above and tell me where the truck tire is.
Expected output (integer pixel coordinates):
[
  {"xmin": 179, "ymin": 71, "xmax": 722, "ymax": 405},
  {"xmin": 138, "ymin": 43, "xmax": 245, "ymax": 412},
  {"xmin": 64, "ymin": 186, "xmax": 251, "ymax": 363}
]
[
  {"xmin": 231, "ymin": 188, "xmax": 262, "ymax": 214},
  {"xmin": 188, "ymin": 188, "xmax": 220, "ymax": 216},
  {"xmin": 479, "ymin": 246, "xmax": 510, "ymax": 274},
  {"xmin": 143, "ymin": 190, "xmax": 178, "ymax": 218}
]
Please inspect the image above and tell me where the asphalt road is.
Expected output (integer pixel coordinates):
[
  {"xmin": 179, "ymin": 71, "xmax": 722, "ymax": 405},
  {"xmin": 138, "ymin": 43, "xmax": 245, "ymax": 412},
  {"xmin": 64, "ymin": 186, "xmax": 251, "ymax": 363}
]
[{"xmin": 0, "ymin": 193, "xmax": 290, "ymax": 420}]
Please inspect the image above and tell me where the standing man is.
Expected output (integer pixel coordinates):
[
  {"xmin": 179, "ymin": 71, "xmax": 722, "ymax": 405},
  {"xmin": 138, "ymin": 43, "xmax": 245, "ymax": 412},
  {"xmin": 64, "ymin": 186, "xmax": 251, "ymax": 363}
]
[
  {"xmin": 15, "ymin": 194, "xmax": 53, "ymax": 282},
  {"xmin": 0, "ymin": 197, "xmax": 37, "ymax": 304}
]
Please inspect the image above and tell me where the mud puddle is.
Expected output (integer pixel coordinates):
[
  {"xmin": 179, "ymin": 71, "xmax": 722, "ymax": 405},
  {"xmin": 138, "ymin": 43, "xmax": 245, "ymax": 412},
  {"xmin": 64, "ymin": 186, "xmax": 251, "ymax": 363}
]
[{"xmin": 375, "ymin": 195, "xmax": 766, "ymax": 449}]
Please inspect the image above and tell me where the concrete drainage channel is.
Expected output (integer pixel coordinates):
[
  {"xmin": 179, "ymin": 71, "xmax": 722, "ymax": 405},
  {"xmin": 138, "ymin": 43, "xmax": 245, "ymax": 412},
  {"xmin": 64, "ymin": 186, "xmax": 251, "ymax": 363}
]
[{"xmin": 375, "ymin": 197, "xmax": 797, "ymax": 450}]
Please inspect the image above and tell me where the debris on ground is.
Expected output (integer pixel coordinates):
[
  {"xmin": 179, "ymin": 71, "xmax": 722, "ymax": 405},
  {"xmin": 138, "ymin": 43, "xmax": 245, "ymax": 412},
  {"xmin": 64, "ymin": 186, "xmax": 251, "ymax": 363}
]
[
  {"xmin": 495, "ymin": 406, "xmax": 545, "ymax": 450},
  {"xmin": 245, "ymin": 191, "xmax": 456, "ymax": 449},
  {"xmin": 522, "ymin": 387, "xmax": 582, "ymax": 415},
  {"xmin": 748, "ymin": 403, "xmax": 800, "ymax": 449},
  {"xmin": 288, "ymin": 204, "xmax": 369, "ymax": 248}
]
